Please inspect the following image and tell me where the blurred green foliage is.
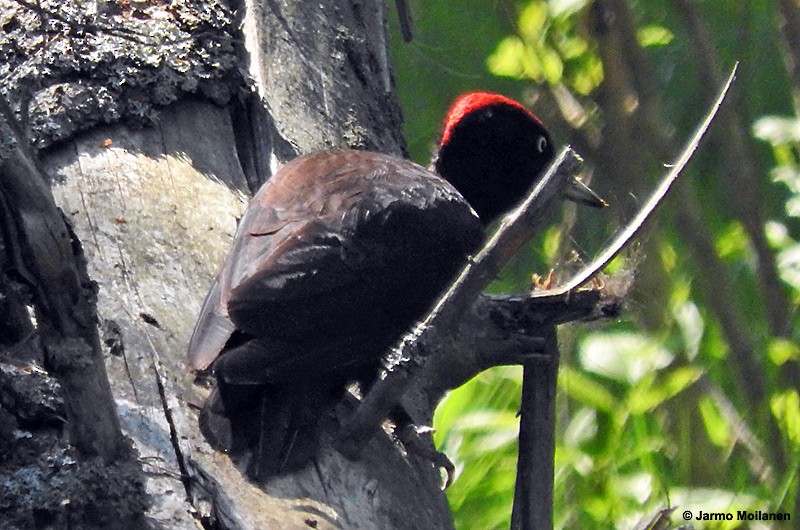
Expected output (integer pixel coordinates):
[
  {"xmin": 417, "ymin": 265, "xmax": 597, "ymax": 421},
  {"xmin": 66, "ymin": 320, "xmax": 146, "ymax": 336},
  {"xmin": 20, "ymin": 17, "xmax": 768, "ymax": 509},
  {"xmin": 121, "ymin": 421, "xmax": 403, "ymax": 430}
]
[{"xmin": 390, "ymin": 1, "xmax": 799, "ymax": 528}]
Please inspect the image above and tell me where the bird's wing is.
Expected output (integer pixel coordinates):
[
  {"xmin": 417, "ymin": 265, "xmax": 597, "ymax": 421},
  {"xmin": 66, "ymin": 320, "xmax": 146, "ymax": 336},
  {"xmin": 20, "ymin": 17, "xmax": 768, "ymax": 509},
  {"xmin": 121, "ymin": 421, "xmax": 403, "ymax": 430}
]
[
  {"xmin": 187, "ymin": 150, "xmax": 482, "ymax": 373},
  {"xmin": 187, "ymin": 276, "xmax": 235, "ymax": 371}
]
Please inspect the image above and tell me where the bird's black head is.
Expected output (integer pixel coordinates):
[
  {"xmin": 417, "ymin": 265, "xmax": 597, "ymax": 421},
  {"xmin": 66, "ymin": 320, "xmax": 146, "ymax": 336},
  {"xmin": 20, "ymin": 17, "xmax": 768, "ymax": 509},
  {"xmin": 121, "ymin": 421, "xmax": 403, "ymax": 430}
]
[{"xmin": 433, "ymin": 92, "xmax": 556, "ymax": 225}]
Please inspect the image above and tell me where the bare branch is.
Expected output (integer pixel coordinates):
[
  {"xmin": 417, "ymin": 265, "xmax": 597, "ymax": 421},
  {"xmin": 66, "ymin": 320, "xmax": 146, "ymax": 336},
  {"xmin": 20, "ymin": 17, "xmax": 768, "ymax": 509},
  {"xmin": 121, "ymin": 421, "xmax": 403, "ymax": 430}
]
[
  {"xmin": 413, "ymin": 288, "xmax": 627, "ymax": 412},
  {"xmin": 511, "ymin": 326, "xmax": 558, "ymax": 530},
  {"xmin": 538, "ymin": 65, "xmax": 737, "ymax": 296},
  {"xmin": 778, "ymin": 0, "xmax": 800, "ymax": 109},
  {"xmin": 394, "ymin": 0, "xmax": 414, "ymax": 42},
  {"xmin": 502, "ymin": 69, "xmax": 735, "ymax": 530},
  {"xmin": 342, "ymin": 63, "xmax": 732, "ymax": 452}
]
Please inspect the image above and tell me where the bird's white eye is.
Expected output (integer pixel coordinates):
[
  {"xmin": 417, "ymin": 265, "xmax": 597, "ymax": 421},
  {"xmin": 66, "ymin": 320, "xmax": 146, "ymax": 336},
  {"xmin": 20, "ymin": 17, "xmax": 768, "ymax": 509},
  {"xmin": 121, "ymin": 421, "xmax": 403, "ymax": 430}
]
[{"xmin": 536, "ymin": 136, "xmax": 548, "ymax": 153}]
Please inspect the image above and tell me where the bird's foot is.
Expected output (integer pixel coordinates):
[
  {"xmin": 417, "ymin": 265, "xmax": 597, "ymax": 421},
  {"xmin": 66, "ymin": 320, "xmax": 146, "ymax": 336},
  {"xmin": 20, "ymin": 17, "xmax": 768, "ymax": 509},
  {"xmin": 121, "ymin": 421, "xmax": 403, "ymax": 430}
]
[
  {"xmin": 530, "ymin": 269, "xmax": 556, "ymax": 291},
  {"xmin": 396, "ymin": 423, "xmax": 455, "ymax": 490}
]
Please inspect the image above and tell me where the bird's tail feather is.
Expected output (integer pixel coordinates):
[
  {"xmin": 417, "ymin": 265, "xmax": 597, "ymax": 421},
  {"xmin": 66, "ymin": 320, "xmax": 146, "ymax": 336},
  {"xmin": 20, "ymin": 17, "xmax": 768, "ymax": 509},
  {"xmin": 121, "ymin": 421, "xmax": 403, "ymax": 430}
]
[{"xmin": 199, "ymin": 381, "xmax": 327, "ymax": 482}]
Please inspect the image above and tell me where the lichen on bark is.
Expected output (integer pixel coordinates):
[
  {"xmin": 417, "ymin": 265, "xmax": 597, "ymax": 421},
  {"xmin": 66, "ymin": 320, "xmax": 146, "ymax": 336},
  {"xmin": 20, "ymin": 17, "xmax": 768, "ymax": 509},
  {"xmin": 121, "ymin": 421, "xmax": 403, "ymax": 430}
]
[{"xmin": 0, "ymin": 0, "xmax": 246, "ymax": 149}]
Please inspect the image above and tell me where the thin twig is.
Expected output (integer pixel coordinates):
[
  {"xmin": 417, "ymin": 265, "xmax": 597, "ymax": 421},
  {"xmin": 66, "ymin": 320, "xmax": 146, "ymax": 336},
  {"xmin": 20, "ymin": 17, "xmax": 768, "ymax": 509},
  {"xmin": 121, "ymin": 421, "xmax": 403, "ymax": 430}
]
[
  {"xmin": 394, "ymin": 0, "xmax": 414, "ymax": 42},
  {"xmin": 534, "ymin": 64, "xmax": 737, "ymax": 296}
]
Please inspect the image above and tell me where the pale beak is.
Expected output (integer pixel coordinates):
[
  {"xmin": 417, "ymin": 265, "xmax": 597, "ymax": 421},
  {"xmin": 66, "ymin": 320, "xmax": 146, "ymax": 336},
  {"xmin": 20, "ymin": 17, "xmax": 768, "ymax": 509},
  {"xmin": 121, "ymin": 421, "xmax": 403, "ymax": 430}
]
[{"xmin": 565, "ymin": 176, "xmax": 608, "ymax": 208}]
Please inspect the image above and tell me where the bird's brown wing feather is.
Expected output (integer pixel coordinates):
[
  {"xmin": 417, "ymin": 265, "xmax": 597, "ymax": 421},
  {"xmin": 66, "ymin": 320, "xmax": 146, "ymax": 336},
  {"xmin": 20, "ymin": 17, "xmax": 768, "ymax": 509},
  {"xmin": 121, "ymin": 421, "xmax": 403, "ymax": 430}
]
[
  {"xmin": 187, "ymin": 149, "xmax": 483, "ymax": 375},
  {"xmin": 187, "ymin": 277, "xmax": 236, "ymax": 371}
]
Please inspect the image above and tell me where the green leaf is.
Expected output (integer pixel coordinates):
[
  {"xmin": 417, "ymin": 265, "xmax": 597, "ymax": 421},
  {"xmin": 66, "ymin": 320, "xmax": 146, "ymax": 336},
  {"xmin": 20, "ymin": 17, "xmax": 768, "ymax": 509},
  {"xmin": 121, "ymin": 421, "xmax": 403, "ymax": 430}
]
[
  {"xmin": 560, "ymin": 366, "xmax": 617, "ymax": 412},
  {"xmin": 563, "ymin": 406, "xmax": 598, "ymax": 447},
  {"xmin": 776, "ymin": 242, "xmax": 800, "ymax": 289},
  {"xmin": 636, "ymin": 25, "xmax": 674, "ymax": 47},
  {"xmin": 698, "ymin": 396, "xmax": 731, "ymax": 449},
  {"xmin": 487, "ymin": 36, "xmax": 541, "ymax": 81},
  {"xmin": 660, "ymin": 241, "xmax": 678, "ymax": 272},
  {"xmin": 542, "ymin": 225, "xmax": 562, "ymax": 262},
  {"xmin": 549, "ymin": 0, "xmax": 590, "ymax": 17},
  {"xmin": 662, "ymin": 366, "xmax": 703, "ymax": 396},
  {"xmin": 715, "ymin": 221, "xmax": 749, "ymax": 261},
  {"xmin": 578, "ymin": 331, "xmax": 674, "ymax": 384},
  {"xmin": 771, "ymin": 390, "xmax": 800, "ymax": 450},
  {"xmin": 569, "ymin": 54, "xmax": 604, "ymax": 95},
  {"xmin": 768, "ymin": 338, "xmax": 800, "ymax": 367},
  {"xmin": 539, "ymin": 44, "xmax": 564, "ymax": 84},
  {"xmin": 753, "ymin": 115, "xmax": 800, "ymax": 145},
  {"xmin": 627, "ymin": 367, "xmax": 703, "ymax": 414},
  {"xmin": 518, "ymin": 0, "xmax": 548, "ymax": 42},
  {"xmin": 615, "ymin": 472, "xmax": 654, "ymax": 504},
  {"xmin": 765, "ymin": 220, "xmax": 793, "ymax": 249},
  {"xmin": 558, "ymin": 35, "xmax": 588, "ymax": 59},
  {"xmin": 674, "ymin": 301, "xmax": 704, "ymax": 361}
]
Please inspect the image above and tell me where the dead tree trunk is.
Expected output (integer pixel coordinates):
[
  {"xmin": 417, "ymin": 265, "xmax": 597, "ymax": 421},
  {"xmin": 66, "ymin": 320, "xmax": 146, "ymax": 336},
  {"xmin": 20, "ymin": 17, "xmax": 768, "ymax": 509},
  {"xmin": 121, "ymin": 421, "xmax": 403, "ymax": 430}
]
[{"xmin": 0, "ymin": 1, "xmax": 453, "ymax": 528}]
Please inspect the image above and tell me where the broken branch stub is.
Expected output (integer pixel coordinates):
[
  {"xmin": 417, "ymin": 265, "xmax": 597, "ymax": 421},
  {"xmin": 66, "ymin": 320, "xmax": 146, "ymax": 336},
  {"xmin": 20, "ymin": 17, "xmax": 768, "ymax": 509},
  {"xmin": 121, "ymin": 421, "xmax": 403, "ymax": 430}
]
[{"xmin": 0, "ymin": 99, "xmax": 124, "ymax": 462}]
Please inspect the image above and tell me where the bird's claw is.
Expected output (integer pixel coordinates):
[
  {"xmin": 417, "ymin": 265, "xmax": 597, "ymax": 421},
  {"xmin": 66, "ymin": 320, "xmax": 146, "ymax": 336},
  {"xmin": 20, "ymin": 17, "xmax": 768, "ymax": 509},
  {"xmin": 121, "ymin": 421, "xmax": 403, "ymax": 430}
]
[
  {"xmin": 396, "ymin": 424, "xmax": 455, "ymax": 490},
  {"xmin": 531, "ymin": 269, "xmax": 556, "ymax": 291}
]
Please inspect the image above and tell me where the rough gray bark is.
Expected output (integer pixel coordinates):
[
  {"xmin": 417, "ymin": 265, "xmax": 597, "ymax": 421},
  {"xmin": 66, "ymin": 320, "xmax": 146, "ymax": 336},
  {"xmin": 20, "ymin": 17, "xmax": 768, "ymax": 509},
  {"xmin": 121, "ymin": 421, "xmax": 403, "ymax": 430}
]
[
  {"xmin": 238, "ymin": 0, "xmax": 407, "ymax": 186},
  {"xmin": 0, "ymin": 102, "xmax": 149, "ymax": 529},
  {"xmin": 46, "ymin": 101, "xmax": 248, "ymax": 529},
  {"xmin": 0, "ymin": 107, "xmax": 124, "ymax": 463},
  {"xmin": 0, "ymin": 0, "xmax": 446, "ymax": 528}
]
